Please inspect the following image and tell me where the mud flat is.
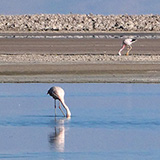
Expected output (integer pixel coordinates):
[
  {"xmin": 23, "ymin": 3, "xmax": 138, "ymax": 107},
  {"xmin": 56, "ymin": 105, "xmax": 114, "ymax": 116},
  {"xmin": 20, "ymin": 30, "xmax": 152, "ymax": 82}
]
[
  {"xmin": 0, "ymin": 37, "xmax": 160, "ymax": 83},
  {"xmin": 0, "ymin": 62, "xmax": 160, "ymax": 83},
  {"xmin": 0, "ymin": 37, "xmax": 160, "ymax": 55}
]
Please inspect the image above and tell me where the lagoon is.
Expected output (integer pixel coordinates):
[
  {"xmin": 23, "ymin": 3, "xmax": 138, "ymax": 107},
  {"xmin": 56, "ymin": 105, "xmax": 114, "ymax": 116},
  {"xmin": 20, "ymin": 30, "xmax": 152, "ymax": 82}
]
[{"xmin": 0, "ymin": 83, "xmax": 160, "ymax": 160}]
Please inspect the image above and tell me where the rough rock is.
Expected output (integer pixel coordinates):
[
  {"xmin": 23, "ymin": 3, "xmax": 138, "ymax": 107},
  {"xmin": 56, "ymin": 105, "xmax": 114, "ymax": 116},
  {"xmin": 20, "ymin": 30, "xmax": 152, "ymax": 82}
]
[{"xmin": 0, "ymin": 14, "xmax": 159, "ymax": 32}]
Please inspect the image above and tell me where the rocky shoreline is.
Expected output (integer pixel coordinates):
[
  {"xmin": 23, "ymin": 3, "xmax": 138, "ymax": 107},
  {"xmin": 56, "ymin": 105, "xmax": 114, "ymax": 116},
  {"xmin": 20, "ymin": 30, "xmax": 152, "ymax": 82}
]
[{"xmin": 0, "ymin": 14, "xmax": 160, "ymax": 32}]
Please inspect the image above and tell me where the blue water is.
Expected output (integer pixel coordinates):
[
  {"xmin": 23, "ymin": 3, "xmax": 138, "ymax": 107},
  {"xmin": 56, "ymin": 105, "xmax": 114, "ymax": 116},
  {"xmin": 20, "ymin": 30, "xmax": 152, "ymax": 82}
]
[{"xmin": 0, "ymin": 83, "xmax": 160, "ymax": 160}]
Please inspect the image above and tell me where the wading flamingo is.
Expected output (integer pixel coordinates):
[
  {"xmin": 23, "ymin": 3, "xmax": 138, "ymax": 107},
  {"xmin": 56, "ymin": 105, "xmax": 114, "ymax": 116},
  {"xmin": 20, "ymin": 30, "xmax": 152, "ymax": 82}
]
[
  {"xmin": 47, "ymin": 86, "xmax": 71, "ymax": 118},
  {"xmin": 118, "ymin": 38, "xmax": 137, "ymax": 56}
]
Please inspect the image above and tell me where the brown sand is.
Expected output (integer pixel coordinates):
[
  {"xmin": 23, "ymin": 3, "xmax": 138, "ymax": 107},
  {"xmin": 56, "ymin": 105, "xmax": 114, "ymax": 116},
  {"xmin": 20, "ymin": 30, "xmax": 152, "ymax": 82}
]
[
  {"xmin": 0, "ymin": 63, "xmax": 160, "ymax": 83},
  {"xmin": 0, "ymin": 37, "xmax": 160, "ymax": 83},
  {"xmin": 0, "ymin": 38, "xmax": 160, "ymax": 55}
]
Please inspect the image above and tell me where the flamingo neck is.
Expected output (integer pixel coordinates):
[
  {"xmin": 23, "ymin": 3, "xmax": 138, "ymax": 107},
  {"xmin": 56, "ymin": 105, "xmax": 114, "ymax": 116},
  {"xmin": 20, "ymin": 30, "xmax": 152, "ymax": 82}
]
[{"xmin": 60, "ymin": 99, "xmax": 71, "ymax": 117}]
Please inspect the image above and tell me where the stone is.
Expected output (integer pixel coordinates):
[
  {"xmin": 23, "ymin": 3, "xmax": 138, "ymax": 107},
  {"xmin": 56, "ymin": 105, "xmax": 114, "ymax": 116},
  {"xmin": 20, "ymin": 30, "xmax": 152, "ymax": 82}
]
[{"xmin": 0, "ymin": 14, "xmax": 159, "ymax": 32}]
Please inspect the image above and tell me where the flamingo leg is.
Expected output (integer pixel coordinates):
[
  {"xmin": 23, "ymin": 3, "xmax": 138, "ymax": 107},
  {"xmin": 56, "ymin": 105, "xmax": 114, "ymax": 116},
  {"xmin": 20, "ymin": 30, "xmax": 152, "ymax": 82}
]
[
  {"xmin": 59, "ymin": 102, "xmax": 65, "ymax": 117},
  {"xmin": 54, "ymin": 99, "xmax": 56, "ymax": 117},
  {"xmin": 126, "ymin": 45, "xmax": 132, "ymax": 56},
  {"xmin": 118, "ymin": 44, "xmax": 126, "ymax": 56}
]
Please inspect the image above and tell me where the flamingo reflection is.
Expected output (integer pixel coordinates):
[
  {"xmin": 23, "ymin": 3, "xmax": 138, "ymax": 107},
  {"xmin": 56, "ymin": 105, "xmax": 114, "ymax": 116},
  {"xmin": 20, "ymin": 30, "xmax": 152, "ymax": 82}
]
[{"xmin": 49, "ymin": 117, "xmax": 70, "ymax": 152}]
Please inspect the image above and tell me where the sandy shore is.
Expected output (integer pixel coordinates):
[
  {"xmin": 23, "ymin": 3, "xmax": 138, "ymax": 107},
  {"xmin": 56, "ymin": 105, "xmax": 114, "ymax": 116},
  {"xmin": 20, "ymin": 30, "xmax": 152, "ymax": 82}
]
[
  {"xmin": 0, "ymin": 63, "xmax": 160, "ymax": 83},
  {"xmin": 0, "ymin": 35, "xmax": 160, "ymax": 83}
]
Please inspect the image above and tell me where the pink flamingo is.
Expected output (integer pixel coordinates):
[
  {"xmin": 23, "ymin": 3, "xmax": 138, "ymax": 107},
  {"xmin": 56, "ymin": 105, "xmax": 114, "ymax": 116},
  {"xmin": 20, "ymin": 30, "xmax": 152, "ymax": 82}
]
[
  {"xmin": 47, "ymin": 86, "xmax": 71, "ymax": 117},
  {"xmin": 118, "ymin": 38, "xmax": 137, "ymax": 56}
]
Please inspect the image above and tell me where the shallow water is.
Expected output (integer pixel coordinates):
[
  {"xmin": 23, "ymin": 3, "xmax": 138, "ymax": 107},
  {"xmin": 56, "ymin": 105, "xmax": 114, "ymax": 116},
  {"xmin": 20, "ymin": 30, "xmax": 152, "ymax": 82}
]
[{"xmin": 0, "ymin": 83, "xmax": 160, "ymax": 160}]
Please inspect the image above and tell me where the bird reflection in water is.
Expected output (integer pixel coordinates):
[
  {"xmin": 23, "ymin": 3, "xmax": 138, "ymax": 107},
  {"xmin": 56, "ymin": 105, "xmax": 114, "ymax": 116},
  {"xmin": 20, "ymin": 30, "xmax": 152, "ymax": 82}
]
[{"xmin": 49, "ymin": 117, "xmax": 70, "ymax": 152}]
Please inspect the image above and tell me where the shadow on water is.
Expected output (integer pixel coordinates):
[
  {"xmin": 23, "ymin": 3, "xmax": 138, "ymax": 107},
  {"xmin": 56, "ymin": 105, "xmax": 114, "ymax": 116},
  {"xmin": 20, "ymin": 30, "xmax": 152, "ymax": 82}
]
[
  {"xmin": 1, "ymin": 114, "xmax": 160, "ymax": 129},
  {"xmin": 0, "ymin": 115, "xmax": 69, "ymax": 127}
]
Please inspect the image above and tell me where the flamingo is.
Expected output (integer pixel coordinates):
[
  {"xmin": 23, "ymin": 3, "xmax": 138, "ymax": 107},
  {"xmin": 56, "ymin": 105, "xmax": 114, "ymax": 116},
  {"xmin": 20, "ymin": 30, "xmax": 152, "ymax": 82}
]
[
  {"xmin": 118, "ymin": 38, "xmax": 137, "ymax": 56},
  {"xmin": 47, "ymin": 86, "xmax": 71, "ymax": 118}
]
